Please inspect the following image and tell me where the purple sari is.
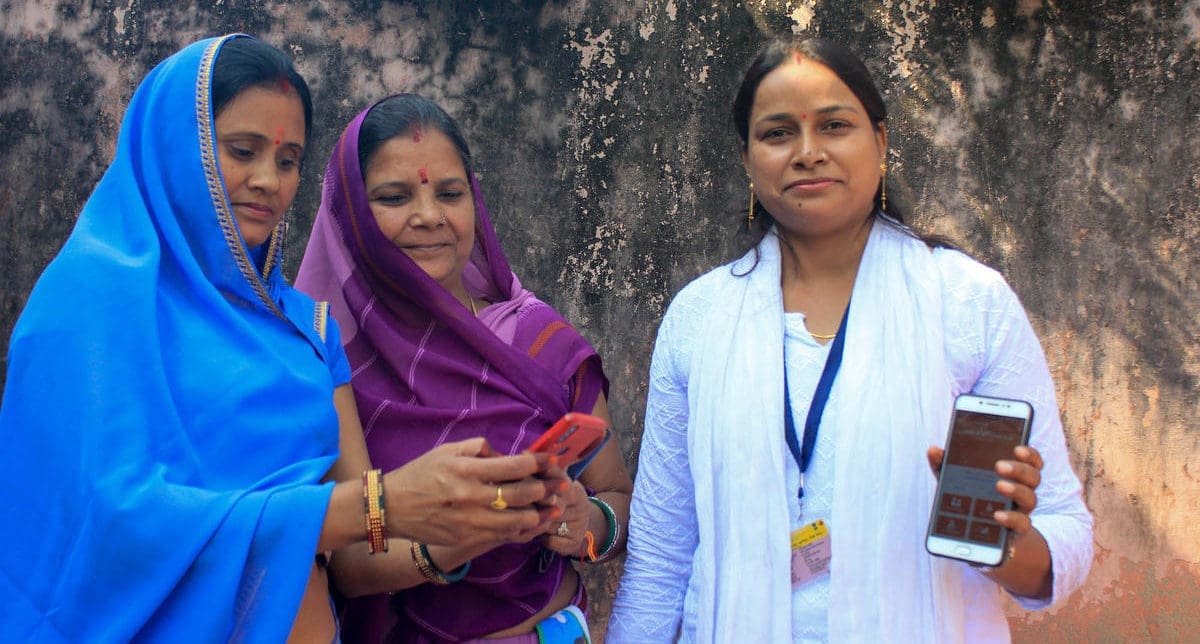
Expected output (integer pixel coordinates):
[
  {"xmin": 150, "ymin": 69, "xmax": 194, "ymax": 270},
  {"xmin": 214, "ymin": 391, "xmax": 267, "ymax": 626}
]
[{"xmin": 295, "ymin": 98, "xmax": 606, "ymax": 643}]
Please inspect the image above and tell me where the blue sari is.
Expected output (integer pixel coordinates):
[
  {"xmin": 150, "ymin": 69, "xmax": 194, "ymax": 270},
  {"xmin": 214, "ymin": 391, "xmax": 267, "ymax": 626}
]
[{"xmin": 0, "ymin": 36, "xmax": 345, "ymax": 642}]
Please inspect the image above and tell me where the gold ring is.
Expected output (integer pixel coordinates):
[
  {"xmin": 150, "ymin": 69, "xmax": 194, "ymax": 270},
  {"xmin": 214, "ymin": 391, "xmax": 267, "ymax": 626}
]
[{"xmin": 490, "ymin": 486, "xmax": 508, "ymax": 511}]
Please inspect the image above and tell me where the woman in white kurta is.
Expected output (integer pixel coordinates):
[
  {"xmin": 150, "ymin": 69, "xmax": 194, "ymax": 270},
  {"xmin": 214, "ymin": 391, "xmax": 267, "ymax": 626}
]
[{"xmin": 608, "ymin": 37, "xmax": 1092, "ymax": 643}]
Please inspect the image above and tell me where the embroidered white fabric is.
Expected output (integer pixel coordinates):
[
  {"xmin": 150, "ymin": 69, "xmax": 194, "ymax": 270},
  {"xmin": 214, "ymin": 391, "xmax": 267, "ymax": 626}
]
[
  {"xmin": 608, "ymin": 240, "xmax": 1093, "ymax": 643},
  {"xmin": 782, "ymin": 316, "xmax": 835, "ymax": 642}
]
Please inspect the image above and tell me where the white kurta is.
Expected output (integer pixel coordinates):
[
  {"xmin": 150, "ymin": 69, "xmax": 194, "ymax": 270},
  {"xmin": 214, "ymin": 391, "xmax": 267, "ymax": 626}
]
[{"xmin": 609, "ymin": 221, "xmax": 1093, "ymax": 643}]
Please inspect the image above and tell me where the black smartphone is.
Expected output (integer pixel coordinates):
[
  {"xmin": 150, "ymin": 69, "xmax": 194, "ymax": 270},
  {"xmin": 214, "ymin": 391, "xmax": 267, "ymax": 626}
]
[{"xmin": 925, "ymin": 394, "xmax": 1034, "ymax": 567}]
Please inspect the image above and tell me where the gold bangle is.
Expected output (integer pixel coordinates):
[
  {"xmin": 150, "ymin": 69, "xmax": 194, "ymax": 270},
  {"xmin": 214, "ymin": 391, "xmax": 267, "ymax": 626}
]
[
  {"xmin": 409, "ymin": 540, "xmax": 472, "ymax": 585},
  {"xmin": 363, "ymin": 469, "xmax": 387, "ymax": 554},
  {"xmin": 410, "ymin": 540, "xmax": 444, "ymax": 584}
]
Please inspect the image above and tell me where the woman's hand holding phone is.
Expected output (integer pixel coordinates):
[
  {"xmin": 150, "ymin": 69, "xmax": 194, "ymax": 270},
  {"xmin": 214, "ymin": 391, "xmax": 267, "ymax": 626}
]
[
  {"xmin": 926, "ymin": 442, "xmax": 1053, "ymax": 598},
  {"xmin": 383, "ymin": 438, "xmax": 565, "ymax": 549},
  {"xmin": 540, "ymin": 479, "xmax": 593, "ymax": 556},
  {"xmin": 981, "ymin": 445, "xmax": 1052, "ymax": 599},
  {"xmin": 524, "ymin": 412, "xmax": 612, "ymax": 555},
  {"xmin": 926, "ymin": 444, "xmax": 1044, "ymax": 536},
  {"xmin": 992, "ymin": 445, "xmax": 1043, "ymax": 533}
]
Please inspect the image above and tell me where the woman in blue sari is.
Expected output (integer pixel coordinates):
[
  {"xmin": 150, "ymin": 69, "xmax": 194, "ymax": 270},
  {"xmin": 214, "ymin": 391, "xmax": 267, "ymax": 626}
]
[{"xmin": 0, "ymin": 35, "xmax": 564, "ymax": 642}]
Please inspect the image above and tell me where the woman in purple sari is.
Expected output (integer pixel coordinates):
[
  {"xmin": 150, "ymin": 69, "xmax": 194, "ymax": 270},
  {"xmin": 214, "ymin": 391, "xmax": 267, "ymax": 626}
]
[{"xmin": 296, "ymin": 94, "xmax": 632, "ymax": 643}]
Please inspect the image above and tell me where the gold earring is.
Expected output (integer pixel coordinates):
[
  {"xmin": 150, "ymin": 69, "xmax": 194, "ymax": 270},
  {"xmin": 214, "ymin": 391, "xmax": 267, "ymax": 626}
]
[
  {"xmin": 747, "ymin": 182, "xmax": 756, "ymax": 230},
  {"xmin": 879, "ymin": 162, "xmax": 888, "ymax": 212}
]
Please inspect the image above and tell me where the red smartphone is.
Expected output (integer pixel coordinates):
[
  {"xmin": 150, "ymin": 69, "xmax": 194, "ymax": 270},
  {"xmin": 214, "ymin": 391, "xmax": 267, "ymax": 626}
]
[{"xmin": 528, "ymin": 412, "xmax": 610, "ymax": 478}]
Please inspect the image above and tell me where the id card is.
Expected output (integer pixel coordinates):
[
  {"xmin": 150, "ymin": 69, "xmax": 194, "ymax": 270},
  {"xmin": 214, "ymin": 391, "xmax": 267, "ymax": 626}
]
[{"xmin": 790, "ymin": 519, "xmax": 831, "ymax": 587}]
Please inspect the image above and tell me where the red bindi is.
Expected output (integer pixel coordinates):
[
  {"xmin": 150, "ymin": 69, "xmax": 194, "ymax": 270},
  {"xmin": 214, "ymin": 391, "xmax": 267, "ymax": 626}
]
[
  {"xmin": 801, "ymin": 113, "xmax": 808, "ymax": 119},
  {"xmin": 275, "ymin": 126, "xmax": 283, "ymax": 146},
  {"xmin": 412, "ymin": 126, "xmax": 422, "ymax": 143},
  {"xmin": 418, "ymin": 168, "xmax": 428, "ymax": 184}
]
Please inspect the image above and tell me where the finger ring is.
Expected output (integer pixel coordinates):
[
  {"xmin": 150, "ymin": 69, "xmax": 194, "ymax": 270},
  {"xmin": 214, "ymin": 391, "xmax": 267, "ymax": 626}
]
[
  {"xmin": 490, "ymin": 486, "xmax": 508, "ymax": 511},
  {"xmin": 557, "ymin": 521, "xmax": 570, "ymax": 537}
]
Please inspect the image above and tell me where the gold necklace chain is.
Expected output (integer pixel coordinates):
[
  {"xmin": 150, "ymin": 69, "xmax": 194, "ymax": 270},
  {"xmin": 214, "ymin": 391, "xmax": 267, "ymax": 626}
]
[
  {"xmin": 808, "ymin": 330, "xmax": 838, "ymax": 340},
  {"xmin": 469, "ymin": 296, "xmax": 479, "ymax": 316}
]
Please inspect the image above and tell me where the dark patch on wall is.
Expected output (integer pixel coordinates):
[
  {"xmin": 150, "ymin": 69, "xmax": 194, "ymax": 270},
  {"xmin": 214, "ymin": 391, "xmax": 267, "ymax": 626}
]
[{"xmin": 0, "ymin": 33, "xmax": 108, "ymax": 378}]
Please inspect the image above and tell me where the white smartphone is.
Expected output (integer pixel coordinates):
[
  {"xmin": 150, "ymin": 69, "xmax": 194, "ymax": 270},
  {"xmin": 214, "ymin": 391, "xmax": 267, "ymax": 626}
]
[{"xmin": 925, "ymin": 394, "xmax": 1034, "ymax": 567}]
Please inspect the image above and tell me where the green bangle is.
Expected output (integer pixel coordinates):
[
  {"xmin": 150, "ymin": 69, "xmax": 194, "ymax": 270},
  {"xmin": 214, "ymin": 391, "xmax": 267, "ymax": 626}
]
[
  {"xmin": 412, "ymin": 542, "xmax": 470, "ymax": 584},
  {"xmin": 423, "ymin": 542, "xmax": 470, "ymax": 582},
  {"xmin": 587, "ymin": 496, "xmax": 620, "ymax": 562}
]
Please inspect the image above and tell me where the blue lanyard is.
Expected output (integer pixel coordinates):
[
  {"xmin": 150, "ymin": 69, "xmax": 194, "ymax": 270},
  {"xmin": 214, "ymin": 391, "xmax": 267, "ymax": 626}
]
[{"xmin": 784, "ymin": 304, "xmax": 849, "ymax": 502}]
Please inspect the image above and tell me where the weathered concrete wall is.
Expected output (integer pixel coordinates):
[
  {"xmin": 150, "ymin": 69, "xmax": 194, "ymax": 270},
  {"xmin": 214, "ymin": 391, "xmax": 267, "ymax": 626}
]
[{"xmin": 2, "ymin": 1, "xmax": 1197, "ymax": 640}]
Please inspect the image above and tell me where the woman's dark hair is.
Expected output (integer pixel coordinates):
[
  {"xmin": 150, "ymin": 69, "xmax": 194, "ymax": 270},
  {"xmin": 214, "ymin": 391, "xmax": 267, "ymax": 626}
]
[
  {"xmin": 358, "ymin": 94, "xmax": 474, "ymax": 175},
  {"xmin": 730, "ymin": 37, "xmax": 953, "ymax": 259},
  {"xmin": 734, "ymin": 39, "xmax": 887, "ymax": 151},
  {"xmin": 211, "ymin": 36, "xmax": 314, "ymax": 146}
]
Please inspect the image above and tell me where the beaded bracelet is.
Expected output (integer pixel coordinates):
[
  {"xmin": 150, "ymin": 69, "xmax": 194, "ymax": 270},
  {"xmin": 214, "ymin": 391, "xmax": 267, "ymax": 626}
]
[
  {"xmin": 410, "ymin": 541, "xmax": 470, "ymax": 585},
  {"xmin": 584, "ymin": 496, "xmax": 621, "ymax": 563},
  {"xmin": 362, "ymin": 469, "xmax": 388, "ymax": 554}
]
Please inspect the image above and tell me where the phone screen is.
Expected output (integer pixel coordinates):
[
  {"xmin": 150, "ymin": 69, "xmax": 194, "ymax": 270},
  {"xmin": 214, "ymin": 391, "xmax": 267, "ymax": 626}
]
[{"xmin": 926, "ymin": 400, "xmax": 1031, "ymax": 565}]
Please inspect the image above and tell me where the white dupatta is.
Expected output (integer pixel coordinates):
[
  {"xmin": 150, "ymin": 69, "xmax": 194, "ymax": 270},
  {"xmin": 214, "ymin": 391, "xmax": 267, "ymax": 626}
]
[{"xmin": 687, "ymin": 219, "xmax": 966, "ymax": 641}]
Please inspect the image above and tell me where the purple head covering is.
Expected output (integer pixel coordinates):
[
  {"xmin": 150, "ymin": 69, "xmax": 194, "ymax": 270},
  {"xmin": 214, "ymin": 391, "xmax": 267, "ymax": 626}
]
[{"xmin": 295, "ymin": 96, "xmax": 606, "ymax": 642}]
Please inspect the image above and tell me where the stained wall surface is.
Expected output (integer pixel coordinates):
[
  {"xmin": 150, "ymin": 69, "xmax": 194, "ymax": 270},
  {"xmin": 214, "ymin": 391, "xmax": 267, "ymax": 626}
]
[{"xmin": 2, "ymin": 1, "xmax": 1197, "ymax": 640}]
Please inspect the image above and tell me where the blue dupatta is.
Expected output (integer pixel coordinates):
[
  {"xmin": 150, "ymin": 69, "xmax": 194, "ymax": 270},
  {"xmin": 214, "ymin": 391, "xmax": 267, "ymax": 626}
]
[{"xmin": 0, "ymin": 36, "xmax": 341, "ymax": 642}]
